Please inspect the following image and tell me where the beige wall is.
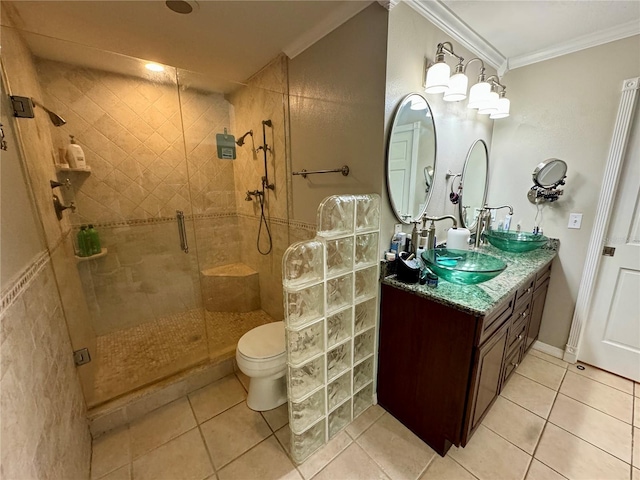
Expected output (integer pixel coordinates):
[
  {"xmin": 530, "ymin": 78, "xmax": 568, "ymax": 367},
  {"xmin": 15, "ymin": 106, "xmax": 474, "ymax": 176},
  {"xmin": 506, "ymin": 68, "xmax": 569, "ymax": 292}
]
[
  {"xmin": 488, "ymin": 35, "xmax": 640, "ymax": 350},
  {"xmin": 384, "ymin": 2, "xmax": 496, "ymax": 252},
  {"xmin": 288, "ymin": 3, "xmax": 389, "ymax": 225}
]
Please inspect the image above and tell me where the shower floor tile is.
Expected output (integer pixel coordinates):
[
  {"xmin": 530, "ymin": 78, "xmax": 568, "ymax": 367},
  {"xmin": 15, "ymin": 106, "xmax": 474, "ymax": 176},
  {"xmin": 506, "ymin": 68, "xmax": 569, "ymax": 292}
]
[{"xmin": 92, "ymin": 309, "xmax": 273, "ymax": 405}]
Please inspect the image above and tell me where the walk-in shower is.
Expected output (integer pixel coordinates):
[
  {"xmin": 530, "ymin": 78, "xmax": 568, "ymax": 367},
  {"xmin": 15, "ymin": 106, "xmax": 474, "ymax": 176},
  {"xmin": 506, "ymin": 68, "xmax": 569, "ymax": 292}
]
[{"xmin": 2, "ymin": 27, "xmax": 293, "ymax": 408}]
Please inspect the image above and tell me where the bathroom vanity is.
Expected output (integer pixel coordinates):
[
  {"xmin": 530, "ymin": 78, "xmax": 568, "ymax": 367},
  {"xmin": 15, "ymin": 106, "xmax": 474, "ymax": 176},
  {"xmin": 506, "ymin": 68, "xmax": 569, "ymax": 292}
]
[{"xmin": 377, "ymin": 245, "xmax": 556, "ymax": 456}]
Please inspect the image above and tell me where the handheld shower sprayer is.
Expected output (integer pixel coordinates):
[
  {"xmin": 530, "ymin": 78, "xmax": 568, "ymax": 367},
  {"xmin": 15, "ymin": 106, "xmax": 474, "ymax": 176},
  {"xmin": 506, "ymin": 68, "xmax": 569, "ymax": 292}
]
[{"xmin": 236, "ymin": 130, "xmax": 253, "ymax": 147}]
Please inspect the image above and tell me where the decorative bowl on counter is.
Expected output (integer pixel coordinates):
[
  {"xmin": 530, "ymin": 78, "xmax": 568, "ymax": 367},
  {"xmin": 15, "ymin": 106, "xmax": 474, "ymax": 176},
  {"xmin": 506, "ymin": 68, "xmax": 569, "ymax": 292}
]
[
  {"xmin": 421, "ymin": 248, "xmax": 507, "ymax": 285},
  {"xmin": 484, "ymin": 230, "xmax": 548, "ymax": 253}
]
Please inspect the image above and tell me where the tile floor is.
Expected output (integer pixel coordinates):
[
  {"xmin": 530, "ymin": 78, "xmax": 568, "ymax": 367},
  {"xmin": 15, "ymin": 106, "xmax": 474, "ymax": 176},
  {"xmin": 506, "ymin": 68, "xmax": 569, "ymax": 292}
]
[{"xmin": 91, "ymin": 347, "xmax": 640, "ymax": 480}]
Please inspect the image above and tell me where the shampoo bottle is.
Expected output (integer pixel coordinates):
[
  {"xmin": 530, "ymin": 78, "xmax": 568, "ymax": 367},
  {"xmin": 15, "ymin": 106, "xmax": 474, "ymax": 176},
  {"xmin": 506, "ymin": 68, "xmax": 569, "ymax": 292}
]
[
  {"xmin": 87, "ymin": 224, "xmax": 101, "ymax": 255},
  {"xmin": 76, "ymin": 225, "xmax": 89, "ymax": 257},
  {"xmin": 65, "ymin": 135, "xmax": 86, "ymax": 169}
]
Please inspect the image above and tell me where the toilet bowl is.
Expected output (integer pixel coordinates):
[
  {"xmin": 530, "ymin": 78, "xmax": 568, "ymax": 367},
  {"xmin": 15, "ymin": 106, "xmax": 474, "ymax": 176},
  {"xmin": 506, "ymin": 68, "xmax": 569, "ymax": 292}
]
[{"xmin": 236, "ymin": 321, "xmax": 287, "ymax": 411}]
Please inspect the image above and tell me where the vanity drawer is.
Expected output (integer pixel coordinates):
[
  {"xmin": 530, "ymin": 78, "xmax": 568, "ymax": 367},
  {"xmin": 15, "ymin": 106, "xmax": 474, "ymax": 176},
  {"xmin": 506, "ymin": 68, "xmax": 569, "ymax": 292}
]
[
  {"xmin": 479, "ymin": 294, "xmax": 515, "ymax": 346},
  {"xmin": 502, "ymin": 342, "xmax": 523, "ymax": 386},
  {"xmin": 535, "ymin": 262, "xmax": 552, "ymax": 290},
  {"xmin": 515, "ymin": 275, "xmax": 535, "ymax": 307},
  {"xmin": 507, "ymin": 310, "xmax": 528, "ymax": 354}
]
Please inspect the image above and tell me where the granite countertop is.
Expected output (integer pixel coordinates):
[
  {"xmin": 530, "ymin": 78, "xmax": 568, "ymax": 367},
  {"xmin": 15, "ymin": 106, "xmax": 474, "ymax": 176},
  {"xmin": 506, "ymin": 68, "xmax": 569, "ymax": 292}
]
[{"xmin": 382, "ymin": 243, "xmax": 558, "ymax": 317}]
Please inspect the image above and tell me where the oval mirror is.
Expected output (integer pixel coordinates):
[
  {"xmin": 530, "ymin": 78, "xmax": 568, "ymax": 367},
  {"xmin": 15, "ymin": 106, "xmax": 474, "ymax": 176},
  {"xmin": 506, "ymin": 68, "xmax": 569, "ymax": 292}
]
[
  {"xmin": 386, "ymin": 93, "xmax": 437, "ymax": 224},
  {"xmin": 533, "ymin": 158, "xmax": 567, "ymax": 187},
  {"xmin": 459, "ymin": 139, "xmax": 489, "ymax": 229}
]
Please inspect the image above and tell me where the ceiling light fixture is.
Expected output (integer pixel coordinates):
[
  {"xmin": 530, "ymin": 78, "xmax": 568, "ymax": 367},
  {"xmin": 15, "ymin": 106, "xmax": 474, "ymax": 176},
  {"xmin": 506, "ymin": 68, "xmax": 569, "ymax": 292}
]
[
  {"xmin": 165, "ymin": 0, "xmax": 198, "ymax": 14},
  {"xmin": 424, "ymin": 43, "xmax": 511, "ymax": 119},
  {"xmin": 145, "ymin": 63, "xmax": 165, "ymax": 72}
]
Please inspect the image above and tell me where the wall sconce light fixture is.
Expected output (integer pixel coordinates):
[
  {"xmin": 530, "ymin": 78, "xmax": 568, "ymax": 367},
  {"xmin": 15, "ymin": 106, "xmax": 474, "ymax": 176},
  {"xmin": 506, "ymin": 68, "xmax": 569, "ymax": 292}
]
[{"xmin": 425, "ymin": 42, "xmax": 511, "ymax": 119}]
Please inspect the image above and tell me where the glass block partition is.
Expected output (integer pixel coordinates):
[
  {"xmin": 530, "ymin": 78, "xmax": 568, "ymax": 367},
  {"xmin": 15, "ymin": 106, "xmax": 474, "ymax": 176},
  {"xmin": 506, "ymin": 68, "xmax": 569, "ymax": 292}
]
[{"xmin": 282, "ymin": 194, "xmax": 380, "ymax": 463}]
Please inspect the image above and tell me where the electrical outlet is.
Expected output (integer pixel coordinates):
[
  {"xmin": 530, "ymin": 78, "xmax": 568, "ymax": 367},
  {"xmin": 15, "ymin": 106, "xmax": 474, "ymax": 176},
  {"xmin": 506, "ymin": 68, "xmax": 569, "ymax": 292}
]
[
  {"xmin": 568, "ymin": 213, "xmax": 583, "ymax": 229},
  {"xmin": 394, "ymin": 224, "xmax": 403, "ymax": 234}
]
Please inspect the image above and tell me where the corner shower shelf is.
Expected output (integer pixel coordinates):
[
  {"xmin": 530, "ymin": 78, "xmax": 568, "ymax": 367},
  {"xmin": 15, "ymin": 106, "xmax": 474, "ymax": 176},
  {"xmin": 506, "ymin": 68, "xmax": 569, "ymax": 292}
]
[
  {"xmin": 55, "ymin": 165, "xmax": 92, "ymax": 173},
  {"xmin": 75, "ymin": 248, "xmax": 107, "ymax": 262}
]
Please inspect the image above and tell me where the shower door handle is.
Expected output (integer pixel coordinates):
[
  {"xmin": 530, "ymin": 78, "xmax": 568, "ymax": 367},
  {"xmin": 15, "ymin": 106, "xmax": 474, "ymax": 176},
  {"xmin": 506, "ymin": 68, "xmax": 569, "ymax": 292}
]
[{"xmin": 176, "ymin": 210, "xmax": 189, "ymax": 254}]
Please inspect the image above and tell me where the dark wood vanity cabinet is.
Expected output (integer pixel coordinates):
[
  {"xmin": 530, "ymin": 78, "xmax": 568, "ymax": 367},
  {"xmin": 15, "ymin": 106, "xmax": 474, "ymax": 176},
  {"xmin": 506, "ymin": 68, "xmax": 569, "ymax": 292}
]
[{"xmin": 378, "ymin": 261, "xmax": 553, "ymax": 456}]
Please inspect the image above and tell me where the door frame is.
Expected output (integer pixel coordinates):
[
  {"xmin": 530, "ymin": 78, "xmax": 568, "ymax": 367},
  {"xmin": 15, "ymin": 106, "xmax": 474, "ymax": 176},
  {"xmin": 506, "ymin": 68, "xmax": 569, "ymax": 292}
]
[{"xmin": 564, "ymin": 77, "xmax": 640, "ymax": 363}]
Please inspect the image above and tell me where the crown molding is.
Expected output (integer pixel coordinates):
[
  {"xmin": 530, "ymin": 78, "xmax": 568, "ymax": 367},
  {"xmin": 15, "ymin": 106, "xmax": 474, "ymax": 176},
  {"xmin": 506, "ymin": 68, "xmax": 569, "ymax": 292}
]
[
  {"xmin": 508, "ymin": 19, "xmax": 640, "ymax": 71},
  {"xmin": 405, "ymin": 0, "xmax": 505, "ymax": 72},
  {"xmin": 378, "ymin": 0, "xmax": 400, "ymax": 10},
  {"xmin": 282, "ymin": 1, "xmax": 373, "ymax": 59}
]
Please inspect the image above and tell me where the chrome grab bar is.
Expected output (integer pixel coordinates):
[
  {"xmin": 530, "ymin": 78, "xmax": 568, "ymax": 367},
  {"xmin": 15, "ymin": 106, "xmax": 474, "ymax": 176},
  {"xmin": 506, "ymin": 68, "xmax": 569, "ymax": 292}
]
[
  {"xmin": 176, "ymin": 210, "xmax": 189, "ymax": 253},
  {"xmin": 292, "ymin": 165, "xmax": 350, "ymax": 179}
]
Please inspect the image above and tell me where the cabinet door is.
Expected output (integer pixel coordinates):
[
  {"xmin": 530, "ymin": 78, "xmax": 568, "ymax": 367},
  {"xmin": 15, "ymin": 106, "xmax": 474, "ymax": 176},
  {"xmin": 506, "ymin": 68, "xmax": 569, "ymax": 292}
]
[
  {"xmin": 465, "ymin": 320, "xmax": 509, "ymax": 442},
  {"xmin": 526, "ymin": 277, "xmax": 550, "ymax": 351}
]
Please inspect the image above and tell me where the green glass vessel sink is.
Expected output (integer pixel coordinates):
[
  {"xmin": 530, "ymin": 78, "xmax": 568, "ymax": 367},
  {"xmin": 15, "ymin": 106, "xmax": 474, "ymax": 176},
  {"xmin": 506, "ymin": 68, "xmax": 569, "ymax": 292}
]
[
  {"xmin": 421, "ymin": 248, "xmax": 507, "ymax": 285},
  {"xmin": 484, "ymin": 230, "xmax": 548, "ymax": 253}
]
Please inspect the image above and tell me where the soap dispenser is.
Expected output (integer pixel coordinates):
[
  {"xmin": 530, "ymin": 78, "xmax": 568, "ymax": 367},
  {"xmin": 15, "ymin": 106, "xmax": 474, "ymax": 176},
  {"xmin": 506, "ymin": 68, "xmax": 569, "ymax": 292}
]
[{"xmin": 65, "ymin": 135, "xmax": 86, "ymax": 169}]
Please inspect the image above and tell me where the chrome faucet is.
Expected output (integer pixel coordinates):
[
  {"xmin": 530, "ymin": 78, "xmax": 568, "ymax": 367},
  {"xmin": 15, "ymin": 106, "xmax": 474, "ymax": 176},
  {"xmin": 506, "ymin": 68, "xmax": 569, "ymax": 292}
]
[
  {"xmin": 421, "ymin": 215, "xmax": 458, "ymax": 250},
  {"xmin": 474, "ymin": 204, "xmax": 514, "ymax": 249}
]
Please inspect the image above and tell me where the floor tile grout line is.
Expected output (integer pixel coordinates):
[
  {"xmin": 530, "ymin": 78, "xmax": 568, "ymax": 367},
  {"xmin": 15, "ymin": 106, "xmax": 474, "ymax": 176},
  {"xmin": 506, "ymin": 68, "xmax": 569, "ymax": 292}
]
[
  {"xmin": 498, "ymin": 394, "xmax": 550, "ymax": 421},
  {"xmin": 529, "ymin": 349, "xmax": 569, "ymax": 368},
  {"xmin": 186, "ymin": 395, "xmax": 219, "ymax": 479},
  {"xmin": 479, "ymin": 421, "xmax": 539, "ymax": 458},
  {"xmin": 533, "ymin": 368, "xmax": 636, "ymax": 479},
  {"xmin": 566, "ymin": 366, "xmax": 635, "ymax": 395},
  {"xmin": 445, "ymin": 454, "xmax": 481, "ymax": 480},
  {"xmin": 523, "ymin": 367, "xmax": 566, "ymax": 480},
  {"xmin": 510, "ymin": 371, "xmax": 559, "ymax": 393},
  {"xmin": 557, "ymin": 388, "xmax": 634, "ymax": 425}
]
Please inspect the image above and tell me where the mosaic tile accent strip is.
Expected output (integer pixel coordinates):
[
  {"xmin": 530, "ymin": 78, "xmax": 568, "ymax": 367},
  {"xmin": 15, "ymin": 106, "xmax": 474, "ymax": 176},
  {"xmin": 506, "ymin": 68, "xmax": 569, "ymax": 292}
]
[
  {"xmin": 283, "ymin": 194, "xmax": 380, "ymax": 464},
  {"xmin": 0, "ymin": 250, "xmax": 49, "ymax": 315}
]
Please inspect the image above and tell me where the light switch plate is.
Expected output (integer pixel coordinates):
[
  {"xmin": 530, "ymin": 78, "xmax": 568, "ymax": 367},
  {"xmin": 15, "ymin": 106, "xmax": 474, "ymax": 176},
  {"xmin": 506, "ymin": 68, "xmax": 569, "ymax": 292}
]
[
  {"xmin": 394, "ymin": 224, "xmax": 403, "ymax": 234},
  {"xmin": 568, "ymin": 213, "xmax": 583, "ymax": 229}
]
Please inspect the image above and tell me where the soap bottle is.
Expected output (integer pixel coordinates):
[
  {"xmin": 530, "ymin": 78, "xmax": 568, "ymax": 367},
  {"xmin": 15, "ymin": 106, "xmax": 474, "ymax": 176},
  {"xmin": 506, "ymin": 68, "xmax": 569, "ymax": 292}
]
[
  {"xmin": 65, "ymin": 135, "xmax": 86, "ymax": 169},
  {"xmin": 76, "ymin": 225, "xmax": 89, "ymax": 257},
  {"xmin": 87, "ymin": 224, "xmax": 101, "ymax": 255}
]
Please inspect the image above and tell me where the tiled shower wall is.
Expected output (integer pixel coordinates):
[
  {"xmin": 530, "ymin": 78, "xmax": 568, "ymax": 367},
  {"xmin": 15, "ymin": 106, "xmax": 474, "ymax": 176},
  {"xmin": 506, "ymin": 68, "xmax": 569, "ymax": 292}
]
[
  {"xmin": 231, "ymin": 55, "xmax": 301, "ymax": 321},
  {"xmin": 0, "ymin": 258, "xmax": 92, "ymax": 479}
]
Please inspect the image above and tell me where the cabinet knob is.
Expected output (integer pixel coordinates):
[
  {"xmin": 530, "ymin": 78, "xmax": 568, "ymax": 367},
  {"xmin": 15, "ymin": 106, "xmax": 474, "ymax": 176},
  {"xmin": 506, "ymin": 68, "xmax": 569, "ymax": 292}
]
[
  {"xmin": 527, "ymin": 288, "xmax": 532, "ymax": 293},
  {"xmin": 521, "ymin": 311, "xmax": 528, "ymax": 318},
  {"xmin": 511, "ymin": 362, "xmax": 519, "ymax": 368},
  {"xmin": 517, "ymin": 334, "xmax": 523, "ymax": 340}
]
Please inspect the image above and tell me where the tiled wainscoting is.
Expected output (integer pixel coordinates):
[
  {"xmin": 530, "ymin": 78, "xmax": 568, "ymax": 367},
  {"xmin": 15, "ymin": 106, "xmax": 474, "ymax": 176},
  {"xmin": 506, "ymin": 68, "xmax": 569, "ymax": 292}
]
[
  {"xmin": 90, "ymin": 348, "xmax": 639, "ymax": 480},
  {"xmin": 0, "ymin": 253, "xmax": 91, "ymax": 479}
]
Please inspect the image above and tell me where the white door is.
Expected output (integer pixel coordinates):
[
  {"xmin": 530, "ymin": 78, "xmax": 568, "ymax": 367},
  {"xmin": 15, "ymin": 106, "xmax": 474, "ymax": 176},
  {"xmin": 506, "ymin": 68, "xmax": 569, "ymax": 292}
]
[
  {"xmin": 580, "ymin": 104, "xmax": 640, "ymax": 382},
  {"xmin": 389, "ymin": 123, "xmax": 420, "ymax": 220}
]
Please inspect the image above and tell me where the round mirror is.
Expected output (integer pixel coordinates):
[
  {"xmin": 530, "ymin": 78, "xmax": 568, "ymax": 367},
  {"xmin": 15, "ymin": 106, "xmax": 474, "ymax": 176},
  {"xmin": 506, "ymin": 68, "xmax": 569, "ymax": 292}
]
[
  {"xmin": 459, "ymin": 139, "xmax": 489, "ymax": 229},
  {"xmin": 386, "ymin": 93, "xmax": 437, "ymax": 224},
  {"xmin": 533, "ymin": 158, "xmax": 567, "ymax": 187}
]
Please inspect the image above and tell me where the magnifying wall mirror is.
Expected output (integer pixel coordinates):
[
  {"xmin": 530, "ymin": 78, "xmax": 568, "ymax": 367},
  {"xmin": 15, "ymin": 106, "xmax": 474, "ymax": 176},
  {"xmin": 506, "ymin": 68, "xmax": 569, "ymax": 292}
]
[
  {"xmin": 459, "ymin": 139, "xmax": 489, "ymax": 229},
  {"xmin": 528, "ymin": 158, "xmax": 568, "ymax": 203},
  {"xmin": 386, "ymin": 93, "xmax": 437, "ymax": 224}
]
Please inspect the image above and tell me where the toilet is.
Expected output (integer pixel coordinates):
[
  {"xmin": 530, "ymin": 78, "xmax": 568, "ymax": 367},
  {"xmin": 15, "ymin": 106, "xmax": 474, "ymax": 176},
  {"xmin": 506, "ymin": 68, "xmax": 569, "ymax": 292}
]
[{"xmin": 236, "ymin": 321, "xmax": 287, "ymax": 411}]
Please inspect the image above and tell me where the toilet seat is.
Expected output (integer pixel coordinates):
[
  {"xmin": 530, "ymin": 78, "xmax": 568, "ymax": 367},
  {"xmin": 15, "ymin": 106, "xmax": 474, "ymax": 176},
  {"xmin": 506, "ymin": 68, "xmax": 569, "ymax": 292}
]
[{"xmin": 237, "ymin": 321, "xmax": 285, "ymax": 360}]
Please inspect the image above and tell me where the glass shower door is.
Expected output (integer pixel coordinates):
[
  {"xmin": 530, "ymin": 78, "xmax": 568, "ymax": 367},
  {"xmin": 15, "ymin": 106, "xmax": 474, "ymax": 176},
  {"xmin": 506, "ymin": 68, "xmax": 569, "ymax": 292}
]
[{"xmin": 24, "ymin": 33, "xmax": 209, "ymax": 406}]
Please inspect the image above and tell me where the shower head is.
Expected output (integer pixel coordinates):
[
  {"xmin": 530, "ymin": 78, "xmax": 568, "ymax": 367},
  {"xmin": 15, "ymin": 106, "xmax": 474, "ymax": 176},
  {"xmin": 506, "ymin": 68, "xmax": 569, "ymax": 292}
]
[
  {"xmin": 31, "ymin": 98, "xmax": 66, "ymax": 127},
  {"xmin": 236, "ymin": 130, "xmax": 253, "ymax": 146}
]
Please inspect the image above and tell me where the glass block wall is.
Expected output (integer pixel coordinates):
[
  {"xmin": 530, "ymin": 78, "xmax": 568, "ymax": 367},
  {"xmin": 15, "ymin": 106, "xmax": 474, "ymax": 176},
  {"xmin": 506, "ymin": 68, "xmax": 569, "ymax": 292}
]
[{"xmin": 282, "ymin": 194, "xmax": 380, "ymax": 463}]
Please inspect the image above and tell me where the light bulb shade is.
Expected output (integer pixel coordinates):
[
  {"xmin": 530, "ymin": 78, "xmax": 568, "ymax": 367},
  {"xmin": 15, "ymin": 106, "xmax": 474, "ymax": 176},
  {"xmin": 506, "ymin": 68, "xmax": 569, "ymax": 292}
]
[
  {"xmin": 443, "ymin": 72, "xmax": 468, "ymax": 102},
  {"xmin": 425, "ymin": 62, "xmax": 450, "ymax": 94},
  {"xmin": 478, "ymin": 91, "xmax": 499, "ymax": 114},
  {"xmin": 490, "ymin": 97, "xmax": 511, "ymax": 119},
  {"xmin": 467, "ymin": 81, "xmax": 491, "ymax": 109}
]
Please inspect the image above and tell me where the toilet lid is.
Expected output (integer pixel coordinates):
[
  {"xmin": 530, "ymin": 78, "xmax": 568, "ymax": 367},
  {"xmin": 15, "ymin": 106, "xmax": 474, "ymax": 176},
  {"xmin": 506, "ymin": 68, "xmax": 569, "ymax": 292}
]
[{"xmin": 237, "ymin": 321, "xmax": 285, "ymax": 359}]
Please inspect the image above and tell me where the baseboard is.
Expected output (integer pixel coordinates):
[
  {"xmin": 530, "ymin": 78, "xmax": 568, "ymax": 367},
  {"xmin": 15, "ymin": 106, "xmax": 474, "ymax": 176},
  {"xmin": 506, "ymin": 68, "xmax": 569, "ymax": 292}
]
[{"xmin": 532, "ymin": 341, "xmax": 566, "ymax": 360}]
